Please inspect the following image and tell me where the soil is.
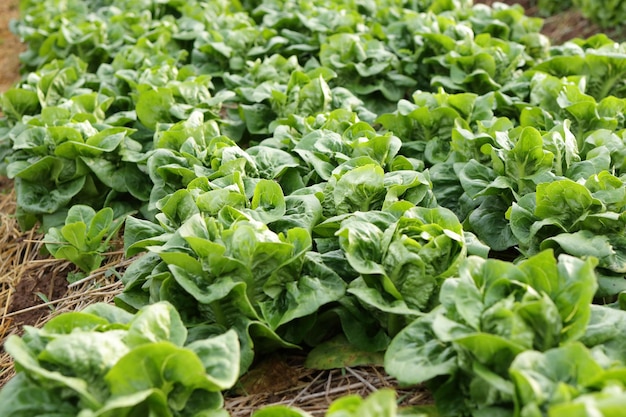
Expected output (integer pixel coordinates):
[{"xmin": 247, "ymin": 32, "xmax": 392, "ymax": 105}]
[
  {"xmin": 5, "ymin": 263, "xmax": 72, "ymax": 328},
  {"xmin": 0, "ymin": 181, "xmax": 72, "ymax": 345},
  {"xmin": 225, "ymin": 353, "xmax": 433, "ymax": 416},
  {"xmin": 0, "ymin": 0, "xmax": 22, "ymax": 93}
]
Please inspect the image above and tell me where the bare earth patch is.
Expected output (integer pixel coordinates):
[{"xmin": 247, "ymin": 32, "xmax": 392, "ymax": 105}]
[{"xmin": 0, "ymin": 0, "xmax": 23, "ymax": 93}]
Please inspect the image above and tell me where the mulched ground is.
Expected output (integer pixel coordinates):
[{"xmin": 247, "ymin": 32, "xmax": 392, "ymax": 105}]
[
  {"xmin": 0, "ymin": 0, "xmax": 22, "ymax": 93},
  {"xmin": 224, "ymin": 353, "xmax": 433, "ymax": 415},
  {"xmin": 0, "ymin": 182, "xmax": 129, "ymax": 386},
  {"xmin": 0, "ymin": 0, "xmax": 623, "ymax": 412}
]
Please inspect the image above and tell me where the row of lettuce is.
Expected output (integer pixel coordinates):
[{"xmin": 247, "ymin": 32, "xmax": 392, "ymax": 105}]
[
  {"xmin": 536, "ymin": 0, "xmax": 626, "ymax": 30},
  {"xmin": 2, "ymin": 0, "xmax": 626, "ymax": 415},
  {"xmin": 0, "ymin": 300, "xmax": 414, "ymax": 417}
]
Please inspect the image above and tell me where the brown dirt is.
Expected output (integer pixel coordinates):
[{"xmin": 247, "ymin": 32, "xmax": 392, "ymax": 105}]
[
  {"xmin": 0, "ymin": 0, "xmax": 23, "ymax": 93},
  {"xmin": 0, "ymin": 180, "xmax": 71, "ymax": 330},
  {"xmin": 4, "ymin": 247, "xmax": 71, "ymax": 330}
]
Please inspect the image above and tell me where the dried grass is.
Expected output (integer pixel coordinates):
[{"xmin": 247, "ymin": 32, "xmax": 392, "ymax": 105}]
[
  {"xmin": 225, "ymin": 362, "xmax": 432, "ymax": 416},
  {"xmin": 0, "ymin": 185, "xmax": 128, "ymax": 388}
]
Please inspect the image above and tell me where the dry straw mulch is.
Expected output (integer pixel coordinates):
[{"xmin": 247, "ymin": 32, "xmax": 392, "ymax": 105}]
[
  {"xmin": 0, "ymin": 182, "xmax": 129, "ymax": 388},
  {"xmin": 226, "ymin": 358, "xmax": 432, "ymax": 416}
]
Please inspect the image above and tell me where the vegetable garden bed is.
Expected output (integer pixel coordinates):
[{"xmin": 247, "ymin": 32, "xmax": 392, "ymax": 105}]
[{"xmin": 2, "ymin": 0, "xmax": 626, "ymax": 416}]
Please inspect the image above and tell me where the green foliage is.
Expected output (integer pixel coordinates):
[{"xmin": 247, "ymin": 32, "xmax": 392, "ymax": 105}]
[
  {"xmin": 510, "ymin": 172, "xmax": 626, "ymax": 297},
  {"xmin": 385, "ymin": 251, "xmax": 599, "ymax": 416},
  {"xmin": 573, "ymin": 0, "xmax": 626, "ymax": 29},
  {"xmin": 0, "ymin": 302, "xmax": 239, "ymax": 417},
  {"xmin": 4, "ymin": 0, "xmax": 626, "ymax": 416},
  {"xmin": 510, "ymin": 342, "xmax": 626, "ymax": 416},
  {"xmin": 536, "ymin": 0, "xmax": 573, "ymax": 16},
  {"xmin": 43, "ymin": 205, "xmax": 128, "ymax": 272}
]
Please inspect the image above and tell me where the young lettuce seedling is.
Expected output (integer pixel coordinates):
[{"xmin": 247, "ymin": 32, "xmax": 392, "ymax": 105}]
[{"xmin": 43, "ymin": 205, "xmax": 128, "ymax": 273}]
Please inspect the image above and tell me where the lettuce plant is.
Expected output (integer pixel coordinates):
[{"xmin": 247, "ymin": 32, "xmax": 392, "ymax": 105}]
[
  {"xmin": 1, "ymin": 56, "xmax": 152, "ymax": 230},
  {"xmin": 7, "ymin": 0, "xmax": 626, "ymax": 415},
  {"xmin": 510, "ymin": 172, "xmax": 626, "ymax": 297},
  {"xmin": 119, "ymin": 183, "xmax": 345, "ymax": 371},
  {"xmin": 572, "ymin": 0, "xmax": 626, "ymax": 29},
  {"xmin": 0, "ymin": 302, "xmax": 239, "ymax": 417},
  {"xmin": 531, "ymin": 39, "xmax": 626, "ymax": 100},
  {"xmin": 43, "ymin": 204, "xmax": 128, "ymax": 273},
  {"xmin": 385, "ymin": 250, "xmax": 597, "ymax": 416},
  {"xmin": 319, "ymin": 205, "xmax": 466, "ymax": 315},
  {"xmin": 510, "ymin": 342, "xmax": 626, "ymax": 416}
]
